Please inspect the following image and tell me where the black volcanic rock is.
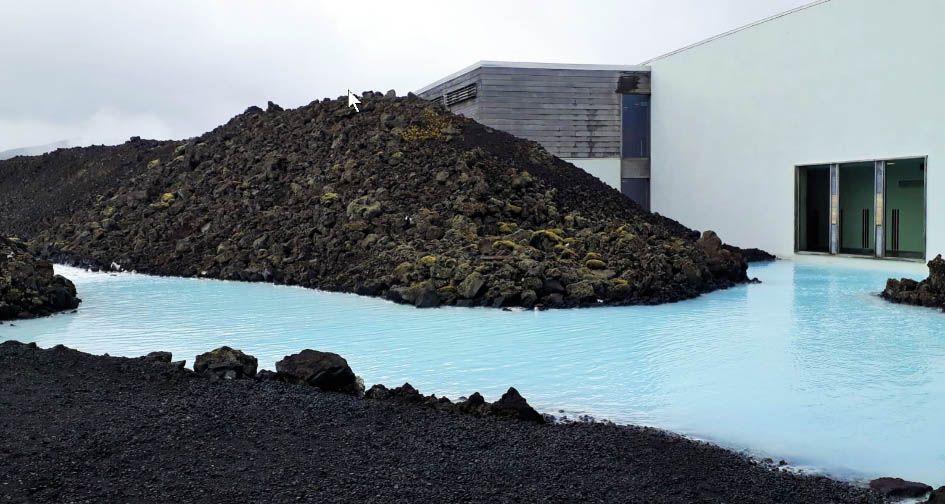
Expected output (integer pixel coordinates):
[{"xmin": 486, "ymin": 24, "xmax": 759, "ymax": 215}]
[
  {"xmin": 0, "ymin": 236, "xmax": 80, "ymax": 320},
  {"xmin": 882, "ymin": 254, "xmax": 945, "ymax": 310},
  {"xmin": 491, "ymin": 387, "xmax": 544, "ymax": 423},
  {"xmin": 193, "ymin": 346, "xmax": 257, "ymax": 380},
  {"xmin": 0, "ymin": 93, "xmax": 751, "ymax": 308},
  {"xmin": 928, "ymin": 486, "xmax": 945, "ymax": 503},
  {"xmin": 275, "ymin": 349, "xmax": 362, "ymax": 395},
  {"xmin": 868, "ymin": 477, "xmax": 932, "ymax": 498},
  {"xmin": 366, "ymin": 383, "xmax": 544, "ymax": 424},
  {"xmin": 723, "ymin": 244, "xmax": 777, "ymax": 262}
]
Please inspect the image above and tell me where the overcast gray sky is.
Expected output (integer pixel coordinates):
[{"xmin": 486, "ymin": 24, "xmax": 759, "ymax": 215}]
[{"xmin": 0, "ymin": 0, "xmax": 810, "ymax": 151}]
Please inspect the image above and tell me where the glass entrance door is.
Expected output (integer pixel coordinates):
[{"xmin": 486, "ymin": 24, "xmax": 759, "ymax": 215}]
[
  {"xmin": 884, "ymin": 158, "xmax": 926, "ymax": 259},
  {"xmin": 838, "ymin": 162, "xmax": 875, "ymax": 256}
]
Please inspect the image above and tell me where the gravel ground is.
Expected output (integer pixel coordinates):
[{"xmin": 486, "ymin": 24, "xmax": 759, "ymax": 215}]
[{"xmin": 0, "ymin": 341, "xmax": 886, "ymax": 503}]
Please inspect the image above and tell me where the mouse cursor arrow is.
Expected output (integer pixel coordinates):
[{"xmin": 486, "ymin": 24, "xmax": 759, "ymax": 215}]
[{"xmin": 347, "ymin": 90, "xmax": 360, "ymax": 112}]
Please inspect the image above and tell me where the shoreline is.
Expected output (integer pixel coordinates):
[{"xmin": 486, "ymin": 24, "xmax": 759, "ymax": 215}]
[
  {"xmin": 35, "ymin": 251, "xmax": 749, "ymax": 311},
  {"xmin": 6, "ymin": 262, "xmax": 929, "ymax": 489},
  {"xmin": 0, "ymin": 340, "xmax": 887, "ymax": 503}
]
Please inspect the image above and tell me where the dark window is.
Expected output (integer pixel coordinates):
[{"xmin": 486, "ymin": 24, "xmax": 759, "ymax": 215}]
[{"xmin": 622, "ymin": 94, "xmax": 650, "ymax": 158}]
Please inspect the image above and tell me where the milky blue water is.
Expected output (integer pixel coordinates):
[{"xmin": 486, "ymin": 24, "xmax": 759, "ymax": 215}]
[{"xmin": 3, "ymin": 259, "xmax": 942, "ymax": 484}]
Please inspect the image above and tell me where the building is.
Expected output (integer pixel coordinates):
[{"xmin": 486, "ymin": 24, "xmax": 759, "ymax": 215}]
[
  {"xmin": 416, "ymin": 62, "xmax": 653, "ymax": 209},
  {"xmin": 417, "ymin": 0, "xmax": 943, "ymax": 262}
]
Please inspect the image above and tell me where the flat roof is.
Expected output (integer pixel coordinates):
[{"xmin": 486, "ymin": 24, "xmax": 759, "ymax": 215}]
[{"xmin": 416, "ymin": 60, "xmax": 649, "ymax": 95}]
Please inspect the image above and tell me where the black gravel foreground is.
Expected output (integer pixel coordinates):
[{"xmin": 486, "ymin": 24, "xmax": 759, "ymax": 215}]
[{"xmin": 0, "ymin": 342, "xmax": 886, "ymax": 504}]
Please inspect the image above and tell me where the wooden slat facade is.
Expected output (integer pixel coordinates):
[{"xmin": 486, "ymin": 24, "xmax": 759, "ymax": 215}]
[{"xmin": 418, "ymin": 64, "xmax": 650, "ymax": 159}]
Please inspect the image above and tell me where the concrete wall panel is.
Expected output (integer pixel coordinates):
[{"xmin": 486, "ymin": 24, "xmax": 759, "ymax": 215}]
[{"xmin": 649, "ymin": 0, "xmax": 945, "ymax": 260}]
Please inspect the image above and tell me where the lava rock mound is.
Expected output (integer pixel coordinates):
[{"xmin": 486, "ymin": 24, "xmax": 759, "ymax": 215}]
[
  {"xmin": 1, "ymin": 92, "xmax": 749, "ymax": 308},
  {"xmin": 0, "ymin": 236, "xmax": 80, "ymax": 321},
  {"xmin": 882, "ymin": 254, "xmax": 945, "ymax": 310}
]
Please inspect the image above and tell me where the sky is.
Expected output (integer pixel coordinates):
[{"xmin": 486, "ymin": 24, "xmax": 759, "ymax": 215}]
[{"xmin": 0, "ymin": 0, "xmax": 812, "ymax": 152}]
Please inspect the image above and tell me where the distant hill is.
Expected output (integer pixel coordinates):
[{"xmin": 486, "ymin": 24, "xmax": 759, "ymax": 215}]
[{"xmin": 0, "ymin": 140, "xmax": 70, "ymax": 160}]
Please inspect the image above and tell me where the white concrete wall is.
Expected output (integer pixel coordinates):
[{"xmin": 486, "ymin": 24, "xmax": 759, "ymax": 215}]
[
  {"xmin": 564, "ymin": 158, "xmax": 621, "ymax": 191},
  {"xmin": 649, "ymin": 0, "xmax": 945, "ymax": 260}
]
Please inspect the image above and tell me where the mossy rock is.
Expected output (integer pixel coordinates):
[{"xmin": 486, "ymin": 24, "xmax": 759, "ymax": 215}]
[
  {"xmin": 565, "ymin": 280, "xmax": 596, "ymax": 300},
  {"xmin": 102, "ymin": 206, "xmax": 115, "ymax": 218},
  {"xmin": 532, "ymin": 229, "xmax": 563, "ymax": 243},
  {"xmin": 584, "ymin": 252, "xmax": 602, "ymax": 261},
  {"xmin": 346, "ymin": 195, "xmax": 383, "ymax": 220},
  {"xmin": 585, "ymin": 259, "xmax": 607, "ymax": 270},
  {"xmin": 418, "ymin": 255, "xmax": 437, "ymax": 267},
  {"xmin": 392, "ymin": 261, "xmax": 414, "ymax": 283},
  {"xmin": 554, "ymin": 244, "xmax": 578, "ymax": 259},
  {"xmin": 498, "ymin": 222, "xmax": 518, "ymax": 234},
  {"xmin": 456, "ymin": 271, "xmax": 486, "ymax": 299},
  {"xmin": 610, "ymin": 279, "xmax": 632, "ymax": 297},
  {"xmin": 147, "ymin": 159, "xmax": 161, "ymax": 169},
  {"xmin": 436, "ymin": 285, "xmax": 457, "ymax": 297},
  {"xmin": 320, "ymin": 192, "xmax": 339, "ymax": 205},
  {"xmin": 618, "ymin": 232, "xmax": 646, "ymax": 250},
  {"xmin": 492, "ymin": 240, "xmax": 521, "ymax": 252},
  {"xmin": 511, "ymin": 171, "xmax": 533, "ymax": 188},
  {"xmin": 343, "ymin": 220, "xmax": 369, "ymax": 232},
  {"xmin": 564, "ymin": 213, "xmax": 588, "ymax": 228},
  {"xmin": 160, "ymin": 193, "xmax": 175, "ymax": 204},
  {"xmin": 505, "ymin": 202, "xmax": 523, "ymax": 215},
  {"xmin": 399, "ymin": 108, "xmax": 450, "ymax": 142},
  {"xmin": 529, "ymin": 229, "xmax": 564, "ymax": 251}
]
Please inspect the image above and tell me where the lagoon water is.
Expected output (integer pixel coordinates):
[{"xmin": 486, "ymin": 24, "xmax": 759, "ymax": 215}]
[{"xmin": 4, "ymin": 258, "xmax": 943, "ymax": 485}]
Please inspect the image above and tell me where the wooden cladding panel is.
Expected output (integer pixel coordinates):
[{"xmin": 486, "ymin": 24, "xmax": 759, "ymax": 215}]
[
  {"xmin": 476, "ymin": 66, "xmax": 628, "ymax": 158},
  {"xmin": 418, "ymin": 65, "xmax": 651, "ymax": 159}
]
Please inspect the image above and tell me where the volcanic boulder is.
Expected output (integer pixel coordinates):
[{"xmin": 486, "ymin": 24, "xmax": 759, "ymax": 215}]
[
  {"xmin": 490, "ymin": 387, "xmax": 544, "ymax": 423},
  {"xmin": 928, "ymin": 487, "xmax": 945, "ymax": 503},
  {"xmin": 194, "ymin": 346, "xmax": 258, "ymax": 380},
  {"xmin": 868, "ymin": 477, "xmax": 932, "ymax": 498},
  {"xmin": 143, "ymin": 351, "xmax": 172, "ymax": 363},
  {"xmin": 1, "ymin": 93, "xmax": 752, "ymax": 309},
  {"xmin": 882, "ymin": 254, "xmax": 945, "ymax": 310},
  {"xmin": 275, "ymin": 349, "xmax": 363, "ymax": 395},
  {"xmin": 0, "ymin": 236, "xmax": 80, "ymax": 321}
]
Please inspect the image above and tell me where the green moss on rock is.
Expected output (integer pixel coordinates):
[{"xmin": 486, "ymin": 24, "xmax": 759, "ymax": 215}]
[
  {"xmin": 585, "ymin": 259, "xmax": 607, "ymax": 270},
  {"xmin": 498, "ymin": 222, "xmax": 518, "ymax": 234},
  {"xmin": 492, "ymin": 240, "xmax": 520, "ymax": 252},
  {"xmin": 320, "ymin": 192, "xmax": 339, "ymax": 204}
]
